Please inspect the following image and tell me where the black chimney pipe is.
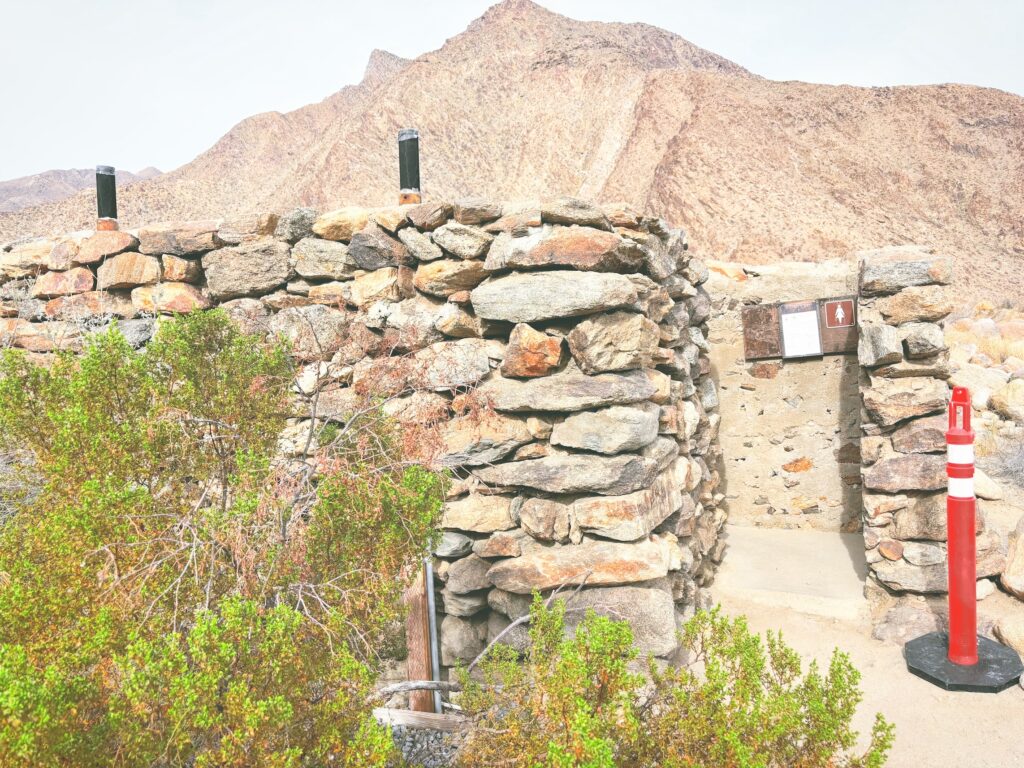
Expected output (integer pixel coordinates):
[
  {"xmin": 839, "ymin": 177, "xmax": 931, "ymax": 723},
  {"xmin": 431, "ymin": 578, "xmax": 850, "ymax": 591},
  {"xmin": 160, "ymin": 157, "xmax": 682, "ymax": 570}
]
[
  {"xmin": 96, "ymin": 165, "xmax": 118, "ymax": 229},
  {"xmin": 398, "ymin": 129, "xmax": 421, "ymax": 204}
]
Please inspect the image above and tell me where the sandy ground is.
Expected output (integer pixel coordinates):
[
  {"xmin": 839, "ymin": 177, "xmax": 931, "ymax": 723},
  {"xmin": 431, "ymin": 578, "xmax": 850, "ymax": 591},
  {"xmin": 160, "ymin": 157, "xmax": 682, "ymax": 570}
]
[{"xmin": 711, "ymin": 525, "xmax": 1024, "ymax": 768}]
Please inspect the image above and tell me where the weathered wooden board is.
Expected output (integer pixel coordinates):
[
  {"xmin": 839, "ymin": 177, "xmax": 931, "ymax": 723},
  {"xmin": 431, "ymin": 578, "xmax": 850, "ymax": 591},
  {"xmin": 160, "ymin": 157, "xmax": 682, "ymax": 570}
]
[
  {"xmin": 403, "ymin": 569, "xmax": 434, "ymax": 713},
  {"xmin": 741, "ymin": 304, "xmax": 782, "ymax": 360},
  {"xmin": 373, "ymin": 708, "xmax": 467, "ymax": 732},
  {"xmin": 819, "ymin": 296, "xmax": 858, "ymax": 355}
]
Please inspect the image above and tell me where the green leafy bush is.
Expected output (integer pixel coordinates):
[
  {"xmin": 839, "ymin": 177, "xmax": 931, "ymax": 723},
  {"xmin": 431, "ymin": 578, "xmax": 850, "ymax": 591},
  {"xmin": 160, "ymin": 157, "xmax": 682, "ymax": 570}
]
[
  {"xmin": 0, "ymin": 312, "xmax": 443, "ymax": 767},
  {"xmin": 458, "ymin": 599, "xmax": 894, "ymax": 768}
]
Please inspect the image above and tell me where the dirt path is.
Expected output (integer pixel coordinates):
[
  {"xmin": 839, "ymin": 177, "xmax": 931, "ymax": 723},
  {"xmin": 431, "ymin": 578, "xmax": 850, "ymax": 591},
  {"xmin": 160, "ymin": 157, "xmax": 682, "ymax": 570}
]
[{"xmin": 711, "ymin": 525, "xmax": 1024, "ymax": 768}]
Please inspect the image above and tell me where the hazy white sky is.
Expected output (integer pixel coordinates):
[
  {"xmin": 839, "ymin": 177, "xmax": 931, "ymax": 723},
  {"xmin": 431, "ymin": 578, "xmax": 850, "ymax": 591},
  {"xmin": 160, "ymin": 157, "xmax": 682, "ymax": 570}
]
[{"xmin": 1, "ymin": 1, "xmax": 1021, "ymax": 181}]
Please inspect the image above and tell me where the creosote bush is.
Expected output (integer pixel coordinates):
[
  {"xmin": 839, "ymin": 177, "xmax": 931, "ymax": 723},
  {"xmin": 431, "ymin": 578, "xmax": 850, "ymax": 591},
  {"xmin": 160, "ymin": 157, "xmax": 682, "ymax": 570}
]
[
  {"xmin": 0, "ymin": 311, "xmax": 443, "ymax": 767},
  {"xmin": 457, "ymin": 599, "xmax": 894, "ymax": 768}
]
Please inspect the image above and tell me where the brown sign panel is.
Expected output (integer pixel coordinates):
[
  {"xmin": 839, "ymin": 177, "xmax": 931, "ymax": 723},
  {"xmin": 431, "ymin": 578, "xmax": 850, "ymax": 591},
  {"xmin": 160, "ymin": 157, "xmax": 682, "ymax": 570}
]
[
  {"xmin": 741, "ymin": 304, "xmax": 782, "ymax": 360},
  {"xmin": 819, "ymin": 296, "xmax": 858, "ymax": 355}
]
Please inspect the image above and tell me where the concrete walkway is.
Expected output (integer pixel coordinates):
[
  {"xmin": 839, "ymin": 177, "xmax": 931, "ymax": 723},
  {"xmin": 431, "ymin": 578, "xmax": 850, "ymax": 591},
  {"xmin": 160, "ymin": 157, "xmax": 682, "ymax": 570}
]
[{"xmin": 711, "ymin": 524, "xmax": 1024, "ymax": 768}]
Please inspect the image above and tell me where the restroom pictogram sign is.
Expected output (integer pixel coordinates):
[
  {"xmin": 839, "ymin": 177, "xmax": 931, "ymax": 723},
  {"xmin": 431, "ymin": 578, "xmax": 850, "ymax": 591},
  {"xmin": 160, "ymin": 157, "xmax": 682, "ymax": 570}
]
[{"xmin": 824, "ymin": 299, "xmax": 855, "ymax": 329}]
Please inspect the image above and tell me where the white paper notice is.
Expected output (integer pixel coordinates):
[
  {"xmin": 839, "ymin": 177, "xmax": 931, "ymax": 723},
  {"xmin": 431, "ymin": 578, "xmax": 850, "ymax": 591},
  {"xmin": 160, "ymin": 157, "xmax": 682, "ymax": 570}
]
[{"xmin": 780, "ymin": 309, "xmax": 822, "ymax": 358}]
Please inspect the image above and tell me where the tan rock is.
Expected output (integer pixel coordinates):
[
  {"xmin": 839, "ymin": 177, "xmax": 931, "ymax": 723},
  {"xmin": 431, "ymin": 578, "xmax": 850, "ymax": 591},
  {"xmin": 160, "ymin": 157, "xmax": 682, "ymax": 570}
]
[
  {"xmin": 602, "ymin": 202, "xmax": 642, "ymax": 228},
  {"xmin": 396, "ymin": 227, "xmax": 444, "ymax": 261},
  {"xmin": 44, "ymin": 291, "xmax": 136, "ymax": 320},
  {"xmin": 876, "ymin": 285, "xmax": 953, "ymax": 323},
  {"xmin": 550, "ymin": 403, "xmax": 660, "ymax": 455},
  {"xmin": 877, "ymin": 539, "xmax": 904, "ymax": 560},
  {"xmin": 439, "ymin": 412, "xmax": 533, "ymax": 467},
  {"xmin": 567, "ymin": 311, "xmax": 659, "ymax": 373},
  {"xmin": 445, "ymin": 555, "xmax": 493, "ymax": 595},
  {"xmin": 475, "ymin": 365, "xmax": 656, "ymax": 412},
  {"xmin": 484, "ymin": 209, "xmax": 543, "ymax": 236},
  {"xmin": 292, "ymin": 237, "xmax": 358, "ymax": 280},
  {"xmin": 520, "ymin": 498, "xmax": 572, "ymax": 542},
  {"xmin": 470, "ymin": 271, "xmax": 638, "ymax": 323},
  {"xmin": 473, "ymin": 529, "xmax": 525, "ymax": 558},
  {"xmin": 1, "ymin": 318, "xmax": 81, "ymax": 352},
  {"xmin": 218, "ymin": 212, "xmax": 280, "ymax": 245},
  {"xmin": 406, "ymin": 201, "xmax": 453, "ymax": 231},
  {"xmin": 1, "ymin": 239, "xmax": 53, "ymax": 279},
  {"xmin": 862, "ymin": 453, "xmax": 946, "ymax": 493},
  {"xmin": 872, "ymin": 353, "xmax": 952, "ymax": 379},
  {"xmin": 432, "ymin": 222, "xmax": 493, "ymax": 260},
  {"xmin": 312, "ymin": 207, "xmax": 370, "ymax": 242},
  {"xmin": 994, "ymin": 614, "xmax": 1024, "ymax": 659},
  {"xmin": 862, "ymin": 376, "xmax": 947, "ymax": 427},
  {"xmin": 97, "ymin": 252, "xmax": 161, "ymax": 290},
  {"xmin": 161, "ymin": 254, "xmax": 202, "ymax": 283},
  {"xmin": 138, "ymin": 220, "xmax": 220, "ymax": 256},
  {"xmin": 441, "ymin": 494, "xmax": 516, "ymax": 534},
  {"xmin": 891, "ymin": 414, "xmax": 946, "ymax": 453},
  {"xmin": 369, "ymin": 206, "xmax": 410, "ymax": 233},
  {"xmin": 412, "ymin": 338, "xmax": 504, "ymax": 392},
  {"xmin": 572, "ymin": 468, "xmax": 682, "ymax": 541},
  {"xmin": 350, "ymin": 267, "xmax": 415, "ymax": 308},
  {"xmin": 307, "ymin": 282, "xmax": 352, "ymax": 306},
  {"xmin": 540, "ymin": 197, "xmax": 611, "ymax": 229},
  {"xmin": 859, "ymin": 253, "xmax": 953, "ymax": 296},
  {"xmin": 892, "ymin": 493, "xmax": 984, "ymax": 541},
  {"xmin": 1001, "ymin": 513, "xmax": 1024, "ymax": 600},
  {"xmin": 484, "ymin": 226, "xmax": 642, "ymax": 272},
  {"xmin": 471, "ymin": 444, "xmax": 674, "ymax": 496},
  {"xmin": 30, "ymin": 267, "xmax": 94, "ymax": 298},
  {"xmin": 973, "ymin": 468, "xmax": 1003, "ymax": 501},
  {"xmin": 991, "ymin": 379, "xmax": 1024, "ymax": 423},
  {"xmin": 500, "ymin": 323, "xmax": 563, "ymax": 377},
  {"xmin": 267, "ymin": 305, "xmax": 351, "ymax": 361},
  {"xmin": 131, "ymin": 283, "xmax": 210, "ymax": 314},
  {"xmin": 434, "ymin": 304, "xmax": 482, "ymax": 338},
  {"xmin": 487, "ymin": 536, "xmax": 674, "ymax": 593},
  {"xmin": 74, "ymin": 230, "xmax": 139, "ymax": 265},
  {"xmin": 413, "ymin": 259, "xmax": 488, "ymax": 297},
  {"xmin": 348, "ymin": 222, "xmax": 411, "ymax": 269},
  {"xmin": 203, "ymin": 239, "xmax": 290, "ymax": 300},
  {"xmin": 454, "ymin": 198, "xmax": 502, "ymax": 225},
  {"xmin": 858, "ymin": 324, "xmax": 902, "ymax": 367}
]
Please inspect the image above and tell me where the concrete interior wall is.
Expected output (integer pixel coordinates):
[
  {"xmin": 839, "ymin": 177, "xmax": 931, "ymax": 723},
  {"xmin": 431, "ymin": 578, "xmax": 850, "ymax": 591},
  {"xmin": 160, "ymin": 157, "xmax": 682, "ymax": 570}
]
[{"xmin": 706, "ymin": 261, "xmax": 861, "ymax": 532}]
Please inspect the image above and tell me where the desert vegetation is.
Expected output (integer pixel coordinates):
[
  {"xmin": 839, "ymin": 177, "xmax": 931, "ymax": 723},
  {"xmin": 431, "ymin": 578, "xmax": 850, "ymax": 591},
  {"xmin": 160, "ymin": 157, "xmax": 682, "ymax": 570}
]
[{"xmin": 0, "ymin": 312, "xmax": 894, "ymax": 767}]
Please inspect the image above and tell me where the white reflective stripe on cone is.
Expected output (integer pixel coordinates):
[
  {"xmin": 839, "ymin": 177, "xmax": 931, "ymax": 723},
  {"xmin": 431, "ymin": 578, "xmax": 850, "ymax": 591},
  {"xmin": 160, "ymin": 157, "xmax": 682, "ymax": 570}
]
[
  {"xmin": 947, "ymin": 444, "xmax": 974, "ymax": 465},
  {"xmin": 948, "ymin": 476, "xmax": 974, "ymax": 499}
]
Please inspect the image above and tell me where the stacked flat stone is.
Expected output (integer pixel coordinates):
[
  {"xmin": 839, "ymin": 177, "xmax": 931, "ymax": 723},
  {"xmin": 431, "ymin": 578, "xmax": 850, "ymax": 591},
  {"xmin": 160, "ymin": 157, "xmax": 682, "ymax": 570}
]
[
  {"xmin": 0, "ymin": 197, "xmax": 723, "ymax": 667},
  {"xmin": 857, "ymin": 247, "xmax": 1004, "ymax": 595}
]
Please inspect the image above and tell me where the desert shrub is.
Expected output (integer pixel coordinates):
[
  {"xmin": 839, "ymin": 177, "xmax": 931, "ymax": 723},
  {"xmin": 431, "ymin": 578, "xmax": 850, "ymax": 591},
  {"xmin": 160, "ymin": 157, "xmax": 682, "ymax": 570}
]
[
  {"xmin": 457, "ymin": 599, "xmax": 894, "ymax": 768},
  {"xmin": 0, "ymin": 311, "xmax": 443, "ymax": 767}
]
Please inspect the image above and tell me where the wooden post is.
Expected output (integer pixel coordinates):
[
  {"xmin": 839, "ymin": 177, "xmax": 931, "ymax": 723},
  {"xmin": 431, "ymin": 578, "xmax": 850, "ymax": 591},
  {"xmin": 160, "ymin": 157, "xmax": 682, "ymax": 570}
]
[{"xmin": 404, "ymin": 568, "xmax": 434, "ymax": 712}]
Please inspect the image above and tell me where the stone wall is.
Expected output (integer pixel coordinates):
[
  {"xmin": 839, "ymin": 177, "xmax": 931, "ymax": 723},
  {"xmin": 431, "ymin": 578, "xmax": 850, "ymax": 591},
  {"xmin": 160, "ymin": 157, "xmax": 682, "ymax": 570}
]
[
  {"xmin": 856, "ymin": 247, "xmax": 1005, "ymax": 595},
  {"xmin": 707, "ymin": 261, "xmax": 860, "ymax": 532},
  {"xmin": 0, "ymin": 196, "xmax": 722, "ymax": 667}
]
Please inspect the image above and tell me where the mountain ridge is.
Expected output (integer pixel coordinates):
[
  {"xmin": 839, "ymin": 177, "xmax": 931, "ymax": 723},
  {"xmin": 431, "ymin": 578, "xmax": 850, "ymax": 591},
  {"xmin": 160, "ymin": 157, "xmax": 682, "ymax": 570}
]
[{"xmin": 1, "ymin": 0, "xmax": 1020, "ymax": 300}]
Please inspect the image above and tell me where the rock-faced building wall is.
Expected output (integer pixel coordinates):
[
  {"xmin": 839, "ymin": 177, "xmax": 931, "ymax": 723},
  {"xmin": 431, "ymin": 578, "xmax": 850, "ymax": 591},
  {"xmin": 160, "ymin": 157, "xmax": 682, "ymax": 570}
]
[
  {"xmin": 856, "ymin": 248, "xmax": 1005, "ymax": 595},
  {"xmin": 0, "ymin": 197, "xmax": 722, "ymax": 668}
]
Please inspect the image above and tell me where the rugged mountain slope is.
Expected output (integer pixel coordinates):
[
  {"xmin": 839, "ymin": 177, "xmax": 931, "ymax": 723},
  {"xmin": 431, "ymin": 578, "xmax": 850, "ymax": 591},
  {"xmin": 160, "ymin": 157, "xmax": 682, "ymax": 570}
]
[
  {"xmin": 0, "ymin": 167, "xmax": 159, "ymax": 213},
  {"xmin": 2, "ymin": 0, "xmax": 1021, "ymax": 300}
]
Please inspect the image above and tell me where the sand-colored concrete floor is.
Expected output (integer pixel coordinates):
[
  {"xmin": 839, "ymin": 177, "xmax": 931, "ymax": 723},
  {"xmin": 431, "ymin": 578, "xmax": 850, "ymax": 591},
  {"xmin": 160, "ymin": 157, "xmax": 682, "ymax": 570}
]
[{"xmin": 712, "ymin": 525, "xmax": 1024, "ymax": 768}]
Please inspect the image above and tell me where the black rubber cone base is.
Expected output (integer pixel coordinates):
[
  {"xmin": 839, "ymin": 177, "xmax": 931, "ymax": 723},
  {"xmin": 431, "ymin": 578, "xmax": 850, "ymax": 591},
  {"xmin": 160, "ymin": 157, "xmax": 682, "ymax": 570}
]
[{"xmin": 905, "ymin": 632, "xmax": 1023, "ymax": 693}]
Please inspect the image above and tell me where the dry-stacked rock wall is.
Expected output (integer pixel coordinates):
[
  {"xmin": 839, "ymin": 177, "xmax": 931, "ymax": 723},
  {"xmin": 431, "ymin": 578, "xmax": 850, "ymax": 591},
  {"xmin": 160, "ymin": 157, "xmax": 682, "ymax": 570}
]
[
  {"xmin": 857, "ymin": 247, "xmax": 1006, "ymax": 595},
  {"xmin": 0, "ymin": 197, "xmax": 722, "ymax": 667}
]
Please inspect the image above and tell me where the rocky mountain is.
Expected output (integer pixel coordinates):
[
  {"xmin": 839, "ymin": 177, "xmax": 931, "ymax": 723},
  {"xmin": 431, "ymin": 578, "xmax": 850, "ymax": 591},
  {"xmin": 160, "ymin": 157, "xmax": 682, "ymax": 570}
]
[
  {"xmin": 0, "ymin": 167, "xmax": 160, "ymax": 214},
  {"xmin": 1, "ymin": 0, "xmax": 1021, "ymax": 300}
]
